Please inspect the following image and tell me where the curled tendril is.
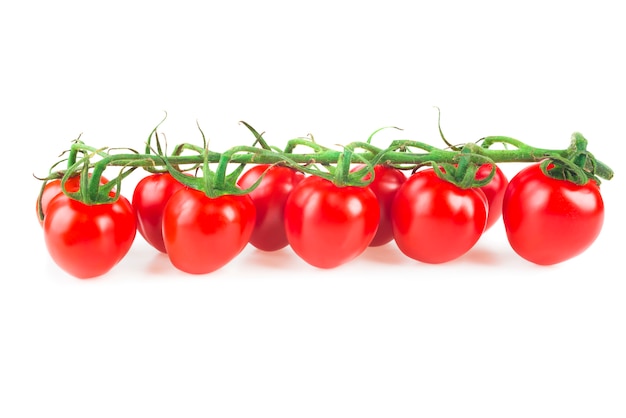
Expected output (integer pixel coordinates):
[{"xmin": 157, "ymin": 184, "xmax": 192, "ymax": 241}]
[
  {"xmin": 540, "ymin": 156, "xmax": 592, "ymax": 185},
  {"xmin": 366, "ymin": 126, "xmax": 403, "ymax": 145},
  {"xmin": 144, "ymin": 111, "xmax": 168, "ymax": 156},
  {"xmin": 478, "ymin": 136, "xmax": 527, "ymax": 150},
  {"xmin": 239, "ymin": 120, "xmax": 274, "ymax": 151},
  {"xmin": 284, "ymin": 137, "xmax": 329, "ymax": 154},
  {"xmin": 434, "ymin": 106, "xmax": 462, "ymax": 151}
]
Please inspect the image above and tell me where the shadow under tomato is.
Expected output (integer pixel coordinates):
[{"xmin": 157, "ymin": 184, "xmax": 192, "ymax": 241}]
[
  {"xmin": 360, "ymin": 243, "xmax": 415, "ymax": 266},
  {"xmin": 447, "ymin": 243, "xmax": 539, "ymax": 268},
  {"xmin": 362, "ymin": 241, "xmax": 515, "ymax": 268},
  {"xmin": 145, "ymin": 251, "xmax": 177, "ymax": 275},
  {"xmin": 454, "ymin": 246, "xmax": 503, "ymax": 266},
  {"xmin": 242, "ymin": 246, "xmax": 302, "ymax": 270}
]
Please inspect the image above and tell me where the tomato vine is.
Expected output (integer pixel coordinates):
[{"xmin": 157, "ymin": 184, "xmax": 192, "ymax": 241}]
[{"xmin": 36, "ymin": 118, "xmax": 613, "ymax": 207}]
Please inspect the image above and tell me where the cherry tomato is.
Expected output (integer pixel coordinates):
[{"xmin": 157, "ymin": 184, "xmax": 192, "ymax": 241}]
[
  {"xmin": 475, "ymin": 163, "xmax": 508, "ymax": 231},
  {"xmin": 132, "ymin": 173, "xmax": 186, "ymax": 253},
  {"xmin": 43, "ymin": 194, "xmax": 137, "ymax": 279},
  {"xmin": 391, "ymin": 169, "xmax": 488, "ymax": 264},
  {"xmin": 237, "ymin": 164, "xmax": 305, "ymax": 251},
  {"xmin": 36, "ymin": 174, "xmax": 109, "ymax": 225},
  {"xmin": 162, "ymin": 189, "xmax": 256, "ymax": 274},
  {"xmin": 502, "ymin": 163, "xmax": 604, "ymax": 265},
  {"xmin": 284, "ymin": 176, "xmax": 380, "ymax": 269},
  {"xmin": 352, "ymin": 164, "xmax": 407, "ymax": 247}
]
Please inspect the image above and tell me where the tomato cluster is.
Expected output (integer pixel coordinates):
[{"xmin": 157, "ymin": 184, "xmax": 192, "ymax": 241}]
[{"xmin": 37, "ymin": 160, "xmax": 605, "ymax": 279}]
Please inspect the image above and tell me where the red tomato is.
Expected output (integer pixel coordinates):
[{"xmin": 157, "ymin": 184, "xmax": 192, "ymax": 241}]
[
  {"xmin": 352, "ymin": 164, "xmax": 407, "ymax": 247},
  {"xmin": 502, "ymin": 163, "xmax": 604, "ymax": 265},
  {"xmin": 475, "ymin": 163, "xmax": 508, "ymax": 231},
  {"xmin": 132, "ymin": 173, "xmax": 186, "ymax": 253},
  {"xmin": 162, "ymin": 189, "xmax": 256, "ymax": 274},
  {"xmin": 391, "ymin": 169, "xmax": 488, "ymax": 264},
  {"xmin": 284, "ymin": 176, "xmax": 380, "ymax": 269},
  {"xmin": 43, "ymin": 194, "xmax": 137, "ymax": 279},
  {"xmin": 237, "ymin": 164, "xmax": 305, "ymax": 251},
  {"xmin": 36, "ymin": 174, "xmax": 109, "ymax": 225}
]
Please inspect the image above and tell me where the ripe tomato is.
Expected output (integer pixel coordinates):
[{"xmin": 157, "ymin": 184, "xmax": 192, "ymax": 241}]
[
  {"xmin": 475, "ymin": 163, "xmax": 508, "ymax": 231},
  {"xmin": 43, "ymin": 194, "xmax": 137, "ymax": 279},
  {"xmin": 352, "ymin": 164, "xmax": 407, "ymax": 247},
  {"xmin": 162, "ymin": 189, "xmax": 256, "ymax": 274},
  {"xmin": 502, "ymin": 163, "xmax": 604, "ymax": 265},
  {"xmin": 391, "ymin": 169, "xmax": 488, "ymax": 264},
  {"xmin": 284, "ymin": 176, "xmax": 380, "ymax": 269},
  {"xmin": 36, "ymin": 174, "xmax": 109, "ymax": 225},
  {"xmin": 237, "ymin": 164, "xmax": 305, "ymax": 251},
  {"xmin": 132, "ymin": 173, "xmax": 186, "ymax": 253}
]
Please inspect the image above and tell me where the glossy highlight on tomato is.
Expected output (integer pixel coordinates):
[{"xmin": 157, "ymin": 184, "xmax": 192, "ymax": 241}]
[
  {"xmin": 391, "ymin": 169, "xmax": 488, "ymax": 264},
  {"xmin": 502, "ymin": 163, "xmax": 604, "ymax": 265},
  {"xmin": 132, "ymin": 173, "xmax": 186, "ymax": 253},
  {"xmin": 284, "ymin": 176, "xmax": 380, "ymax": 269},
  {"xmin": 43, "ymin": 194, "xmax": 137, "ymax": 279},
  {"xmin": 237, "ymin": 164, "xmax": 304, "ymax": 251},
  {"xmin": 162, "ymin": 189, "xmax": 256, "ymax": 274}
]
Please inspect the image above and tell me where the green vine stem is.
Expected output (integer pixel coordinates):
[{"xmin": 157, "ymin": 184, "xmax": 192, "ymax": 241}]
[{"xmin": 35, "ymin": 123, "xmax": 615, "ymax": 207}]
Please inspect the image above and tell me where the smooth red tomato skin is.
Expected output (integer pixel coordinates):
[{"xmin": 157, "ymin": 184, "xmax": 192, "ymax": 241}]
[
  {"xmin": 162, "ymin": 189, "xmax": 256, "ymax": 274},
  {"xmin": 132, "ymin": 173, "xmax": 186, "ymax": 253},
  {"xmin": 37, "ymin": 175, "xmax": 109, "ymax": 225},
  {"xmin": 391, "ymin": 170, "xmax": 488, "ymax": 264},
  {"xmin": 354, "ymin": 165, "xmax": 407, "ymax": 247},
  {"xmin": 502, "ymin": 163, "xmax": 604, "ymax": 265},
  {"xmin": 284, "ymin": 176, "xmax": 380, "ymax": 269},
  {"xmin": 43, "ymin": 194, "xmax": 137, "ymax": 279},
  {"xmin": 475, "ymin": 163, "xmax": 508, "ymax": 231},
  {"xmin": 237, "ymin": 165, "xmax": 304, "ymax": 251}
]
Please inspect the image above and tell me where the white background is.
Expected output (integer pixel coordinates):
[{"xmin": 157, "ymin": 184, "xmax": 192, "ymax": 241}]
[{"xmin": 2, "ymin": 1, "xmax": 625, "ymax": 417}]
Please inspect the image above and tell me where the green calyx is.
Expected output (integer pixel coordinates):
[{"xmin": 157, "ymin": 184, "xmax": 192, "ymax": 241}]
[
  {"xmin": 539, "ymin": 132, "xmax": 614, "ymax": 185},
  {"xmin": 426, "ymin": 144, "xmax": 498, "ymax": 189}
]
